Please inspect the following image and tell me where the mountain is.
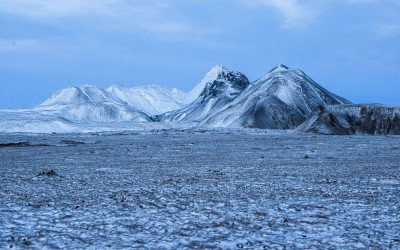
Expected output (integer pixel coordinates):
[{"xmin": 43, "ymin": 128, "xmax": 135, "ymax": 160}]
[
  {"xmin": 2, "ymin": 64, "xmax": 378, "ymax": 134},
  {"xmin": 180, "ymin": 65, "xmax": 241, "ymax": 105},
  {"xmin": 158, "ymin": 65, "xmax": 250, "ymax": 122},
  {"xmin": 106, "ymin": 85, "xmax": 185, "ymax": 116},
  {"xmin": 296, "ymin": 104, "xmax": 400, "ymax": 135},
  {"xmin": 36, "ymin": 85, "xmax": 151, "ymax": 122},
  {"xmin": 198, "ymin": 64, "xmax": 351, "ymax": 129},
  {"xmin": 39, "ymin": 84, "xmax": 126, "ymax": 106}
]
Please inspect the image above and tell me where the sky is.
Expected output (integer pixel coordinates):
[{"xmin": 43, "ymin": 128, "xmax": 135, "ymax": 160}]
[{"xmin": 0, "ymin": 0, "xmax": 399, "ymax": 109}]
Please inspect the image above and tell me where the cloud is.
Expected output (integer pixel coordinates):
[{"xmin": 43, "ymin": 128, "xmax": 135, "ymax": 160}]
[
  {"xmin": 0, "ymin": 0, "xmax": 198, "ymax": 38},
  {"xmin": 0, "ymin": 0, "xmax": 321, "ymax": 33},
  {"xmin": 244, "ymin": 0, "xmax": 319, "ymax": 29},
  {"xmin": 242, "ymin": 0, "xmax": 400, "ymax": 30}
]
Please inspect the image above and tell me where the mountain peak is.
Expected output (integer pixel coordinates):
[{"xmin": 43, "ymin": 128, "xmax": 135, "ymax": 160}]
[
  {"xmin": 199, "ymin": 68, "xmax": 250, "ymax": 103},
  {"xmin": 38, "ymin": 84, "xmax": 127, "ymax": 107},
  {"xmin": 269, "ymin": 64, "xmax": 289, "ymax": 73},
  {"xmin": 209, "ymin": 64, "xmax": 227, "ymax": 72},
  {"xmin": 277, "ymin": 64, "xmax": 289, "ymax": 69},
  {"xmin": 181, "ymin": 65, "xmax": 231, "ymax": 104},
  {"xmin": 203, "ymin": 65, "xmax": 230, "ymax": 81}
]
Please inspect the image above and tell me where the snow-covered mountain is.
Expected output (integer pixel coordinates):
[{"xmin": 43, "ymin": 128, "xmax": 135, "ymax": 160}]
[
  {"xmin": 106, "ymin": 85, "xmax": 185, "ymax": 116},
  {"xmin": 38, "ymin": 84, "xmax": 126, "ymax": 106},
  {"xmin": 197, "ymin": 64, "xmax": 351, "ymax": 129},
  {"xmin": 34, "ymin": 83, "xmax": 191, "ymax": 123},
  {"xmin": 36, "ymin": 84, "xmax": 151, "ymax": 123},
  {"xmin": 158, "ymin": 65, "xmax": 250, "ymax": 122},
  {"xmin": 5, "ymin": 63, "xmax": 399, "ymax": 135},
  {"xmin": 296, "ymin": 104, "xmax": 400, "ymax": 135}
]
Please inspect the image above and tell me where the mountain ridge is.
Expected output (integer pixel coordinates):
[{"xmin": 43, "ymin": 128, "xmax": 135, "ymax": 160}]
[
  {"xmin": 2, "ymin": 64, "xmax": 399, "ymax": 135},
  {"xmin": 160, "ymin": 64, "xmax": 351, "ymax": 129}
]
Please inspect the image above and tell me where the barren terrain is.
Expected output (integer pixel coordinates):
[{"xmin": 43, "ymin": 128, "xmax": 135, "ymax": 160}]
[{"xmin": 1, "ymin": 129, "xmax": 399, "ymax": 248}]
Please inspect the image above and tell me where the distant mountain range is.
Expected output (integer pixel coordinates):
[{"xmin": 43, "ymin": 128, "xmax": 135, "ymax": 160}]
[{"xmin": 1, "ymin": 65, "xmax": 399, "ymax": 134}]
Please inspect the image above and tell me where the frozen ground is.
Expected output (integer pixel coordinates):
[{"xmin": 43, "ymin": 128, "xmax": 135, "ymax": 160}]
[{"xmin": 0, "ymin": 129, "xmax": 399, "ymax": 248}]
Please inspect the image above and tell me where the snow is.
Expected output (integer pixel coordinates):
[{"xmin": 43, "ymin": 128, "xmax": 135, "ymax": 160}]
[
  {"xmin": 0, "ymin": 109, "xmax": 76, "ymax": 133},
  {"xmin": 0, "ymin": 64, "xmax": 399, "ymax": 248},
  {"xmin": 1, "ymin": 65, "xmax": 398, "ymax": 135},
  {"xmin": 38, "ymin": 103, "xmax": 150, "ymax": 123},
  {"xmin": 0, "ymin": 83, "xmax": 192, "ymax": 127},
  {"xmin": 197, "ymin": 65, "xmax": 351, "ymax": 129},
  {"xmin": 160, "ymin": 65, "xmax": 250, "ymax": 123},
  {"xmin": 39, "ymin": 84, "xmax": 125, "ymax": 106},
  {"xmin": 170, "ymin": 88, "xmax": 187, "ymax": 101},
  {"xmin": 36, "ymin": 84, "xmax": 187, "ymax": 123},
  {"xmin": 106, "ymin": 85, "xmax": 185, "ymax": 115},
  {"xmin": 268, "ymin": 64, "xmax": 289, "ymax": 73},
  {"xmin": 0, "ymin": 130, "xmax": 399, "ymax": 248},
  {"xmin": 181, "ymin": 65, "xmax": 230, "ymax": 104},
  {"xmin": 0, "ymin": 110, "xmax": 193, "ymax": 133}
]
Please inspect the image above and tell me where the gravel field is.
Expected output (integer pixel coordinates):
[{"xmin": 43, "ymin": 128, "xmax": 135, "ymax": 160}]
[{"xmin": 0, "ymin": 129, "xmax": 399, "ymax": 248}]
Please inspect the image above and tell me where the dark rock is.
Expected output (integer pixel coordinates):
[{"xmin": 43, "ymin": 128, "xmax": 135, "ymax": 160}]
[
  {"xmin": 38, "ymin": 170, "xmax": 58, "ymax": 177},
  {"xmin": 297, "ymin": 104, "xmax": 400, "ymax": 135}
]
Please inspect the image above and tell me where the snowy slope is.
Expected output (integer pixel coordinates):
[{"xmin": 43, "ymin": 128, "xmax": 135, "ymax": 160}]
[
  {"xmin": 296, "ymin": 104, "xmax": 400, "ymax": 135},
  {"xmin": 36, "ymin": 85, "xmax": 151, "ymax": 122},
  {"xmin": 171, "ymin": 88, "xmax": 187, "ymax": 101},
  {"xmin": 0, "ymin": 109, "xmax": 76, "ymax": 133},
  {"xmin": 0, "ymin": 83, "xmax": 189, "ymax": 132},
  {"xmin": 36, "ymin": 103, "xmax": 151, "ymax": 123},
  {"xmin": 106, "ymin": 85, "xmax": 185, "ymax": 115},
  {"xmin": 39, "ymin": 84, "xmax": 126, "ymax": 106},
  {"xmin": 159, "ymin": 66, "xmax": 250, "ymax": 122},
  {"xmin": 199, "ymin": 64, "xmax": 351, "ymax": 129}
]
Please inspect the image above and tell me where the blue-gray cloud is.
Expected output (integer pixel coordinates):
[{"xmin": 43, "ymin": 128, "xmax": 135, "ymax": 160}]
[
  {"xmin": 250, "ymin": 0, "xmax": 319, "ymax": 29},
  {"xmin": 0, "ymin": 0, "xmax": 197, "ymax": 37}
]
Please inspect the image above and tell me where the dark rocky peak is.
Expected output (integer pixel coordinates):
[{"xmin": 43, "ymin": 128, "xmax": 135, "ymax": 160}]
[
  {"xmin": 199, "ymin": 66, "xmax": 249, "ymax": 103},
  {"xmin": 268, "ymin": 64, "xmax": 290, "ymax": 73}
]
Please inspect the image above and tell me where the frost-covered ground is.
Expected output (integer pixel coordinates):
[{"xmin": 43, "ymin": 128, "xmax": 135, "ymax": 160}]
[{"xmin": 0, "ymin": 129, "xmax": 399, "ymax": 248}]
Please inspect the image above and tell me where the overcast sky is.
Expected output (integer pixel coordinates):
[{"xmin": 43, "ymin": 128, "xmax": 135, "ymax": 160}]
[{"xmin": 0, "ymin": 0, "xmax": 399, "ymax": 108}]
